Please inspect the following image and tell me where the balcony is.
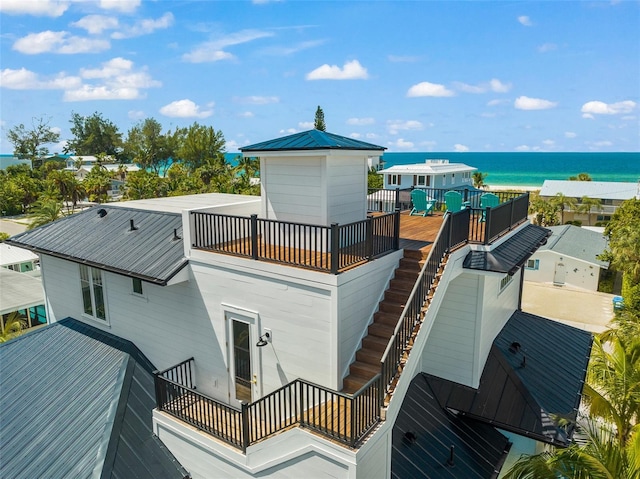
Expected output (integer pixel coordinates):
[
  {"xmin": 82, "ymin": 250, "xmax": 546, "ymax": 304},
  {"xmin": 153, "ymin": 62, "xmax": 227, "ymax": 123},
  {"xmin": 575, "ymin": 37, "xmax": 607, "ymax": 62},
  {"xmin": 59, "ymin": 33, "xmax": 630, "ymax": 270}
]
[{"xmin": 163, "ymin": 192, "xmax": 530, "ymax": 451}]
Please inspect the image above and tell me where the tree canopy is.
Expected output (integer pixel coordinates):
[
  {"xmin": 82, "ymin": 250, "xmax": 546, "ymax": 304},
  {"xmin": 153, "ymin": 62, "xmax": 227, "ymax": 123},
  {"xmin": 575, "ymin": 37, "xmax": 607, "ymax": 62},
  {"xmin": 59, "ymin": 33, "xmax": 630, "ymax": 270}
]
[
  {"xmin": 64, "ymin": 112, "xmax": 123, "ymax": 157},
  {"xmin": 314, "ymin": 106, "xmax": 326, "ymax": 131},
  {"xmin": 7, "ymin": 117, "xmax": 60, "ymax": 167}
]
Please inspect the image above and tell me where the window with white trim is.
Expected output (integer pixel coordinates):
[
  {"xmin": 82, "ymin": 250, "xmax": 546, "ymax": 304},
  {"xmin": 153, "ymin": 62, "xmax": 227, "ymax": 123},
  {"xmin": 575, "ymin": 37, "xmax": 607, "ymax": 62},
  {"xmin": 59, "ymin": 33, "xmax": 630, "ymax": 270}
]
[
  {"xmin": 388, "ymin": 174, "xmax": 401, "ymax": 186},
  {"xmin": 132, "ymin": 277, "xmax": 143, "ymax": 295},
  {"xmin": 525, "ymin": 259, "xmax": 540, "ymax": 270},
  {"xmin": 80, "ymin": 265, "xmax": 107, "ymax": 321}
]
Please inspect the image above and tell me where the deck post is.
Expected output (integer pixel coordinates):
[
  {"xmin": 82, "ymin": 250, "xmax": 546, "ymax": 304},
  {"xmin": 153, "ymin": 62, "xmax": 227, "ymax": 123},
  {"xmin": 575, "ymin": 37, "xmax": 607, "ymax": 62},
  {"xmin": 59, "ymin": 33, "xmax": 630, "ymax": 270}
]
[
  {"xmin": 484, "ymin": 208, "xmax": 492, "ymax": 245},
  {"xmin": 153, "ymin": 370, "xmax": 163, "ymax": 410},
  {"xmin": 250, "ymin": 214, "xmax": 258, "ymax": 260},
  {"xmin": 393, "ymin": 209, "xmax": 400, "ymax": 251},
  {"xmin": 394, "ymin": 188, "xmax": 400, "ymax": 211},
  {"xmin": 365, "ymin": 215, "xmax": 373, "ymax": 259},
  {"xmin": 509, "ymin": 198, "xmax": 515, "ymax": 230},
  {"xmin": 241, "ymin": 401, "xmax": 250, "ymax": 453},
  {"xmin": 330, "ymin": 223, "xmax": 340, "ymax": 274}
]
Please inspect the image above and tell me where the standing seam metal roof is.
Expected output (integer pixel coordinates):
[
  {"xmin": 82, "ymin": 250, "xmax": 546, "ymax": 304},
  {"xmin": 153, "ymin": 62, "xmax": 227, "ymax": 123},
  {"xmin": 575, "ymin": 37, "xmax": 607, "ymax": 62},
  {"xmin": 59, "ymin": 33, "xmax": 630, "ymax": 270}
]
[
  {"xmin": 240, "ymin": 129, "xmax": 386, "ymax": 152},
  {"xmin": 0, "ymin": 318, "xmax": 189, "ymax": 479},
  {"xmin": 5, "ymin": 205, "xmax": 187, "ymax": 285}
]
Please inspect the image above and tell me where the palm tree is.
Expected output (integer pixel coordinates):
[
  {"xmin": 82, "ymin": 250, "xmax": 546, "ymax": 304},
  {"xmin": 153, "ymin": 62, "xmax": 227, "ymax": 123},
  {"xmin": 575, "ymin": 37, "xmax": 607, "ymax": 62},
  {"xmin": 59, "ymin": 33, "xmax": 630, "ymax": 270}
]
[
  {"xmin": 578, "ymin": 196, "xmax": 603, "ymax": 226},
  {"xmin": 0, "ymin": 311, "xmax": 27, "ymax": 343},
  {"xmin": 28, "ymin": 198, "xmax": 64, "ymax": 229},
  {"xmin": 569, "ymin": 172, "xmax": 593, "ymax": 181},
  {"xmin": 472, "ymin": 171, "xmax": 488, "ymax": 189},
  {"xmin": 551, "ymin": 192, "xmax": 578, "ymax": 224}
]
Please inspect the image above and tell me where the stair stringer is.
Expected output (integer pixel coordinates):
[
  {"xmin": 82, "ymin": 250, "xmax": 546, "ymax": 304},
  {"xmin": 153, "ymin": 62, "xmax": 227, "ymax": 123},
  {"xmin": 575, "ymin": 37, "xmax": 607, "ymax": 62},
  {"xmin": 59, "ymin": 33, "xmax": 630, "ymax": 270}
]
[{"xmin": 380, "ymin": 244, "xmax": 471, "ymax": 424}]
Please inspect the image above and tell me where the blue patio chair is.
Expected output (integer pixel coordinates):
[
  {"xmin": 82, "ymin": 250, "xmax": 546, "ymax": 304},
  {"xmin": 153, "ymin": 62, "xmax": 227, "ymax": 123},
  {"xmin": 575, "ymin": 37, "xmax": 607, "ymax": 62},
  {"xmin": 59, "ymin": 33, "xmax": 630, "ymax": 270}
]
[
  {"xmin": 444, "ymin": 190, "xmax": 464, "ymax": 213},
  {"xmin": 479, "ymin": 193, "xmax": 500, "ymax": 222},
  {"xmin": 410, "ymin": 189, "xmax": 435, "ymax": 216}
]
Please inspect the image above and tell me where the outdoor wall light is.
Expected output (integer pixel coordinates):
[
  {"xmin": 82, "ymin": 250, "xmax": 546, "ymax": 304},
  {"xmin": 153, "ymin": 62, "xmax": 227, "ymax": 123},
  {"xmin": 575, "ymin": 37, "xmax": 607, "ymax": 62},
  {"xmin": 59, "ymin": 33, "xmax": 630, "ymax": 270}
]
[{"xmin": 256, "ymin": 332, "xmax": 270, "ymax": 347}]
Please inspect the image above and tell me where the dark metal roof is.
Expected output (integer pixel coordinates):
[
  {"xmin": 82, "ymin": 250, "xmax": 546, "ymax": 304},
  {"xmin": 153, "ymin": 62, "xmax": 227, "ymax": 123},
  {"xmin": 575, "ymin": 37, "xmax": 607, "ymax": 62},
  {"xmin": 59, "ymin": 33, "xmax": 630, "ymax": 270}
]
[
  {"xmin": 426, "ymin": 310, "xmax": 593, "ymax": 447},
  {"xmin": 240, "ymin": 129, "xmax": 386, "ymax": 152},
  {"xmin": 6, "ymin": 205, "xmax": 187, "ymax": 285},
  {"xmin": 392, "ymin": 374, "xmax": 511, "ymax": 479},
  {"xmin": 0, "ymin": 318, "xmax": 189, "ymax": 479},
  {"xmin": 463, "ymin": 224, "xmax": 551, "ymax": 275}
]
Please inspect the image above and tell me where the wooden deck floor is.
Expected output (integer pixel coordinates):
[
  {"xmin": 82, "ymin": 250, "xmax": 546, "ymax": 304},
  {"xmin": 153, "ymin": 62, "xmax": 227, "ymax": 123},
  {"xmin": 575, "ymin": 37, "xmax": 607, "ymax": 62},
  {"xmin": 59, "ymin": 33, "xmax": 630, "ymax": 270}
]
[{"xmin": 397, "ymin": 211, "xmax": 445, "ymax": 254}]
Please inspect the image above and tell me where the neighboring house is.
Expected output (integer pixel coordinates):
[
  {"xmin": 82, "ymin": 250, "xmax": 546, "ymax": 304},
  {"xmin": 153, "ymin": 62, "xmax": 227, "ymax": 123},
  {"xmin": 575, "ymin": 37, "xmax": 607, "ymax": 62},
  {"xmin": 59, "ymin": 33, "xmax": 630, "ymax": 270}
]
[
  {"xmin": 65, "ymin": 155, "xmax": 140, "ymax": 199},
  {"xmin": 378, "ymin": 159, "xmax": 476, "ymax": 190},
  {"xmin": 524, "ymin": 225, "xmax": 609, "ymax": 290},
  {"xmin": 6, "ymin": 129, "xmax": 592, "ymax": 479},
  {"xmin": 539, "ymin": 179, "xmax": 639, "ymax": 224},
  {"xmin": 0, "ymin": 318, "xmax": 190, "ymax": 478},
  {"xmin": 0, "ymin": 242, "xmax": 40, "ymax": 275}
]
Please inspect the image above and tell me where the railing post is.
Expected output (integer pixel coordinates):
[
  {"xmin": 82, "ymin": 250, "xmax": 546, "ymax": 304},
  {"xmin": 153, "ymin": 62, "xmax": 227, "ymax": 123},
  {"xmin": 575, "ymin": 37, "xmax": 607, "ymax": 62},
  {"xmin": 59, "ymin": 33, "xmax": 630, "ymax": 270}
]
[
  {"xmin": 153, "ymin": 370, "xmax": 163, "ymax": 409},
  {"xmin": 365, "ymin": 215, "xmax": 373, "ymax": 259},
  {"xmin": 330, "ymin": 223, "xmax": 340, "ymax": 274},
  {"xmin": 509, "ymin": 199, "xmax": 515, "ymax": 230},
  {"xmin": 393, "ymin": 209, "xmax": 400, "ymax": 251},
  {"xmin": 394, "ymin": 188, "xmax": 400, "ymax": 211},
  {"xmin": 350, "ymin": 396, "xmax": 356, "ymax": 447},
  {"xmin": 484, "ymin": 207, "xmax": 492, "ymax": 245},
  {"xmin": 250, "ymin": 214, "xmax": 258, "ymax": 260},
  {"xmin": 446, "ymin": 214, "xmax": 453, "ymax": 252},
  {"xmin": 241, "ymin": 401, "xmax": 250, "ymax": 453}
]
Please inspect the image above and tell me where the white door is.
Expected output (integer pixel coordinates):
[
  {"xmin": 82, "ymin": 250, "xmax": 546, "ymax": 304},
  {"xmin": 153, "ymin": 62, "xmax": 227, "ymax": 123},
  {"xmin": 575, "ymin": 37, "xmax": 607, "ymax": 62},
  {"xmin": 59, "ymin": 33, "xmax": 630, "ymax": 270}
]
[
  {"xmin": 554, "ymin": 263, "xmax": 566, "ymax": 285},
  {"xmin": 226, "ymin": 313, "xmax": 260, "ymax": 403}
]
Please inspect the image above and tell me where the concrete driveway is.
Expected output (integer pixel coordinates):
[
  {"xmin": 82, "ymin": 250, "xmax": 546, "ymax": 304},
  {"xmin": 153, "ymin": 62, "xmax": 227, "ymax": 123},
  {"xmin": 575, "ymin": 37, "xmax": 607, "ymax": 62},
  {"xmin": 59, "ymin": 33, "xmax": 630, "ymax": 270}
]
[
  {"xmin": 522, "ymin": 281, "xmax": 615, "ymax": 333},
  {"xmin": 0, "ymin": 219, "xmax": 28, "ymax": 237}
]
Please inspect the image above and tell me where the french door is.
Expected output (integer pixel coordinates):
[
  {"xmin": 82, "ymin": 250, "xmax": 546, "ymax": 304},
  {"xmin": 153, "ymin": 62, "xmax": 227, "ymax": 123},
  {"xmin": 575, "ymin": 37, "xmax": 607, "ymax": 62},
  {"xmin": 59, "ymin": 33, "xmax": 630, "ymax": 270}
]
[{"xmin": 227, "ymin": 313, "xmax": 260, "ymax": 404}]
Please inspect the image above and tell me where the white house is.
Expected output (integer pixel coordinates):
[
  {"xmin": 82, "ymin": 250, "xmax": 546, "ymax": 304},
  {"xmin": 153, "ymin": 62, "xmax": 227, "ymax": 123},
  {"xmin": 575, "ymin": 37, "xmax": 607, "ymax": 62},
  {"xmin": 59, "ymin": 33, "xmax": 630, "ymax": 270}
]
[
  {"xmin": 539, "ymin": 179, "xmax": 639, "ymax": 224},
  {"xmin": 4, "ymin": 130, "xmax": 592, "ymax": 479},
  {"xmin": 524, "ymin": 224, "xmax": 609, "ymax": 290},
  {"xmin": 378, "ymin": 159, "xmax": 476, "ymax": 190}
]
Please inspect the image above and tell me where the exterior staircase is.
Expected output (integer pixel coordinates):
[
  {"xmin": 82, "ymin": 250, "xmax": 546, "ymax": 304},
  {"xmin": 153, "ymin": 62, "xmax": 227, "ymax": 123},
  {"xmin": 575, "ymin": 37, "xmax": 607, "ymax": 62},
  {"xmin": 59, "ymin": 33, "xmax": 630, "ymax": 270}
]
[{"xmin": 341, "ymin": 249, "xmax": 428, "ymax": 394}]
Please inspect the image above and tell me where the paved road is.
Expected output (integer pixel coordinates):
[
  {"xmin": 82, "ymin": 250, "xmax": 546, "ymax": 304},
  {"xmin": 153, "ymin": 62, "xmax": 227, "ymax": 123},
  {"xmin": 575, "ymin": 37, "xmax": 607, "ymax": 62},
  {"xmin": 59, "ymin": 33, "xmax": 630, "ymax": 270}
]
[
  {"xmin": 0, "ymin": 219, "xmax": 28, "ymax": 237},
  {"xmin": 522, "ymin": 280, "xmax": 615, "ymax": 333}
]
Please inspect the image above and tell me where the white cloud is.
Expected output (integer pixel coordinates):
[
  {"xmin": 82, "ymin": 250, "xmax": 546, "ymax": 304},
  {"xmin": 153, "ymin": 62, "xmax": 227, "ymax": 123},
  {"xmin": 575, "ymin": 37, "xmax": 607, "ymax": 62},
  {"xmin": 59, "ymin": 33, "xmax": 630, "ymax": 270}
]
[
  {"xmin": 581, "ymin": 100, "xmax": 636, "ymax": 115},
  {"xmin": 386, "ymin": 120, "xmax": 423, "ymax": 135},
  {"xmin": 183, "ymin": 29, "xmax": 274, "ymax": 63},
  {"xmin": 489, "ymin": 78, "xmax": 511, "ymax": 93},
  {"xmin": 13, "ymin": 31, "xmax": 110, "ymax": 54},
  {"xmin": 515, "ymin": 145, "xmax": 531, "ymax": 151},
  {"xmin": 279, "ymin": 128, "xmax": 298, "ymax": 134},
  {"xmin": 260, "ymin": 40, "xmax": 325, "ymax": 56},
  {"xmin": 0, "ymin": 0, "xmax": 69, "ymax": 17},
  {"xmin": 487, "ymin": 99, "xmax": 510, "ymax": 107},
  {"xmin": 347, "ymin": 117, "xmax": 374, "ymax": 126},
  {"xmin": 234, "ymin": 95, "xmax": 279, "ymax": 105},
  {"xmin": 238, "ymin": 111, "xmax": 254, "ymax": 118},
  {"xmin": 160, "ymin": 99, "xmax": 213, "ymax": 118},
  {"xmin": 518, "ymin": 15, "xmax": 532, "ymax": 26},
  {"xmin": 582, "ymin": 113, "xmax": 595, "ymax": 120},
  {"xmin": 406, "ymin": 81, "xmax": 454, "ymax": 97},
  {"xmin": 0, "ymin": 68, "xmax": 81, "ymax": 90},
  {"xmin": 64, "ymin": 85, "xmax": 140, "ymax": 101},
  {"xmin": 128, "ymin": 110, "xmax": 145, "ymax": 120},
  {"xmin": 538, "ymin": 43, "xmax": 557, "ymax": 53},
  {"xmin": 80, "ymin": 57, "xmax": 134, "ymax": 78},
  {"xmin": 112, "ymin": 12, "xmax": 174, "ymax": 39},
  {"xmin": 514, "ymin": 96, "xmax": 557, "ymax": 110},
  {"xmin": 298, "ymin": 121, "xmax": 314, "ymax": 129},
  {"xmin": 72, "ymin": 15, "xmax": 119, "ymax": 35},
  {"xmin": 454, "ymin": 82, "xmax": 485, "ymax": 94},
  {"xmin": 565, "ymin": 131, "xmax": 577, "ymax": 138},
  {"xmin": 99, "ymin": 0, "xmax": 141, "ymax": 13},
  {"xmin": 306, "ymin": 60, "xmax": 368, "ymax": 80},
  {"xmin": 454, "ymin": 144, "xmax": 469, "ymax": 152},
  {"xmin": 542, "ymin": 139, "xmax": 555, "ymax": 146},
  {"xmin": 454, "ymin": 78, "xmax": 511, "ymax": 94},
  {"xmin": 389, "ymin": 138, "xmax": 414, "ymax": 150}
]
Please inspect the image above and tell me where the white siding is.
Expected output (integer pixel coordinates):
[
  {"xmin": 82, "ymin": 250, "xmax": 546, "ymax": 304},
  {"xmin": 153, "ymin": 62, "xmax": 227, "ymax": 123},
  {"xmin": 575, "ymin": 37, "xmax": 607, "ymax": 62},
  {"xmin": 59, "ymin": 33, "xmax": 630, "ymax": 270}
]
[
  {"xmin": 326, "ymin": 156, "xmax": 368, "ymax": 225},
  {"xmin": 524, "ymin": 250, "xmax": 600, "ymax": 291},
  {"xmin": 421, "ymin": 273, "xmax": 480, "ymax": 386}
]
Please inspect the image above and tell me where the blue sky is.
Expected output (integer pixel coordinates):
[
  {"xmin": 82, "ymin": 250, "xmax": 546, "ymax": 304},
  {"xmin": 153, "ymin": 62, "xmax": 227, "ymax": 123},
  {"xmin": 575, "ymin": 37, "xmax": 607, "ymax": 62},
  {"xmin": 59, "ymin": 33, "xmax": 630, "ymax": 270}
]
[{"xmin": 1, "ymin": 0, "xmax": 638, "ymax": 153}]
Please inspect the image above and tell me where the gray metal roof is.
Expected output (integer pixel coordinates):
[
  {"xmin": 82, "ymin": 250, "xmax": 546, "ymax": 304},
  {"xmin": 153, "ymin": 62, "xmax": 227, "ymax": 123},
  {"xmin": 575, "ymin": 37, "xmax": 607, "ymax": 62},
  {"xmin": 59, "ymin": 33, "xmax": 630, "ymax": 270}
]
[
  {"xmin": 392, "ymin": 374, "xmax": 511, "ymax": 479},
  {"xmin": 463, "ymin": 224, "xmax": 551, "ymax": 275},
  {"xmin": 539, "ymin": 225, "xmax": 609, "ymax": 267},
  {"xmin": 0, "ymin": 268, "xmax": 44, "ymax": 314},
  {"xmin": 0, "ymin": 318, "xmax": 189, "ymax": 479},
  {"xmin": 539, "ymin": 180, "xmax": 638, "ymax": 201},
  {"xmin": 240, "ymin": 129, "xmax": 386, "ymax": 152},
  {"xmin": 426, "ymin": 310, "xmax": 593, "ymax": 447},
  {"xmin": 6, "ymin": 205, "xmax": 187, "ymax": 285}
]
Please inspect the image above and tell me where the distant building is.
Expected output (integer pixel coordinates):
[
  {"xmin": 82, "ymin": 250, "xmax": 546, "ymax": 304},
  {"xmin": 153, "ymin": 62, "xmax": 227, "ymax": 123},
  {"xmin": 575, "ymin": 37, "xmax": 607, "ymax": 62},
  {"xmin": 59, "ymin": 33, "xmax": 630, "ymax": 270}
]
[
  {"xmin": 378, "ymin": 159, "xmax": 476, "ymax": 190},
  {"xmin": 539, "ymin": 179, "xmax": 639, "ymax": 224},
  {"xmin": 524, "ymin": 225, "xmax": 609, "ymax": 290}
]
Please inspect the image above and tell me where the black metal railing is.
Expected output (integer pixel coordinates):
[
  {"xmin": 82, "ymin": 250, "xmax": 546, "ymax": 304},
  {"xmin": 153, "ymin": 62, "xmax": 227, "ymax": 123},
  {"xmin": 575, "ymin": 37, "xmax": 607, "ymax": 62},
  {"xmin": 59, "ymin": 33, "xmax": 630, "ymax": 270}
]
[
  {"xmin": 191, "ymin": 211, "xmax": 401, "ymax": 274},
  {"xmin": 160, "ymin": 193, "xmax": 531, "ymax": 453},
  {"xmin": 155, "ymin": 362, "xmax": 382, "ymax": 452}
]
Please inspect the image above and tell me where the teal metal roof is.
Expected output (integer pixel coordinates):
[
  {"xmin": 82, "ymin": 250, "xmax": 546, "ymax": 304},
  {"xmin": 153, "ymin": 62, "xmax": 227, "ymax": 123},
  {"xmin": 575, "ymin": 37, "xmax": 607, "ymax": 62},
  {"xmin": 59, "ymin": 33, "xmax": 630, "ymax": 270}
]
[{"xmin": 240, "ymin": 129, "xmax": 386, "ymax": 152}]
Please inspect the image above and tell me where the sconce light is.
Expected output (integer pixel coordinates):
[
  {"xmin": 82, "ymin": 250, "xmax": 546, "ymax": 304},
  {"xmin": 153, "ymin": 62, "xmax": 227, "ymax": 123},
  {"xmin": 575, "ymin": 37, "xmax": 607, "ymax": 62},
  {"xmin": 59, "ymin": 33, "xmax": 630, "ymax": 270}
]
[{"xmin": 256, "ymin": 332, "xmax": 270, "ymax": 347}]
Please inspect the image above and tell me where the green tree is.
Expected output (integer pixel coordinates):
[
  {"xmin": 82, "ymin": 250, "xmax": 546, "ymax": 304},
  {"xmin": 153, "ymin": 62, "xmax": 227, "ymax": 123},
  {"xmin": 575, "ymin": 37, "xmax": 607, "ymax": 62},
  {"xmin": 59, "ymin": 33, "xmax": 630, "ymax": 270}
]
[
  {"xmin": 7, "ymin": 117, "xmax": 60, "ymax": 168},
  {"xmin": 177, "ymin": 123, "xmax": 226, "ymax": 173},
  {"xmin": 472, "ymin": 171, "xmax": 488, "ymax": 189},
  {"xmin": 314, "ymin": 106, "xmax": 326, "ymax": 131},
  {"xmin": 124, "ymin": 118, "xmax": 173, "ymax": 175},
  {"xmin": 123, "ymin": 170, "xmax": 168, "ymax": 200},
  {"xmin": 529, "ymin": 192, "xmax": 560, "ymax": 227},
  {"xmin": 603, "ymin": 199, "xmax": 640, "ymax": 283},
  {"xmin": 551, "ymin": 192, "xmax": 578, "ymax": 224},
  {"xmin": 28, "ymin": 198, "xmax": 64, "ymax": 229},
  {"xmin": 83, "ymin": 165, "xmax": 112, "ymax": 203},
  {"xmin": 569, "ymin": 172, "xmax": 593, "ymax": 181},
  {"xmin": 368, "ymin": 167, "xmax": 383, "ymax": 189},
  {"xmin": 64, "ymin": 112, "xmax": 123, "ymax": 157},
  {"xmin": 578, "ymin": 196, "xmax": 603, "ymax": 226},
  {"xmin": 0, "ymin": 232, "xmax": 10, "ymax": 241},
  {"xmin": 0, "ymin": 311, "xmax": 27, "ymax": 343}
]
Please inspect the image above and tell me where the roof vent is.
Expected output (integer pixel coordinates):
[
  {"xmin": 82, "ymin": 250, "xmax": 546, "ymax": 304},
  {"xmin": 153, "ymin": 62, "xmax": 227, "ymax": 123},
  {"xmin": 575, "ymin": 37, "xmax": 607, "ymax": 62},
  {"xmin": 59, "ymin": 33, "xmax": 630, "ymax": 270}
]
[
  {"xmin": 129, "ymin": 219, "xmax": 138, "ymax": 231},
  {"xmin": 97, "ymin": 208, "xmax": 107, "ymax": 218},
  {"xmin": 509, "ymin": 342, "xmax": 521, "ymax": 353},
  {"xmin": 446, "ymin": 445, "xmax": 455, "ymax": 467},
  {"xmin": 404, "ymin": 431, "xmax": 417, "ymax": 444},
  {"xmin": 172, "ymin": 229, "xmax": 182, "ymax": 241}
]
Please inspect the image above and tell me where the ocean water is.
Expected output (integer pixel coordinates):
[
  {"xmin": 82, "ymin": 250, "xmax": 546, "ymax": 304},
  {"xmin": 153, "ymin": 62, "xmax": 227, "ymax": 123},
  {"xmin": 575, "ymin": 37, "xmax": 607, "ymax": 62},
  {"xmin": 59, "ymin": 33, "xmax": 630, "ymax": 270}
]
[{"xmin": 378, "ymin": 152, "xmax": 640, "ymax": 187}]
